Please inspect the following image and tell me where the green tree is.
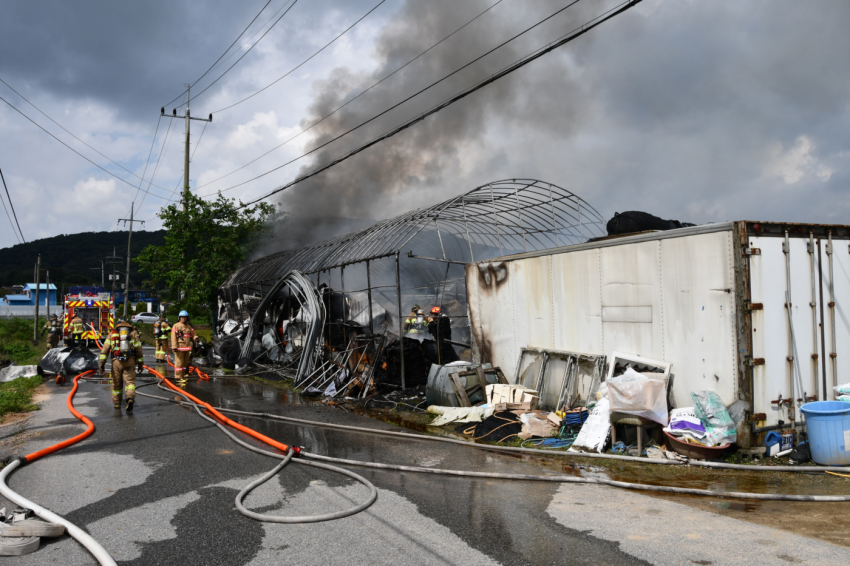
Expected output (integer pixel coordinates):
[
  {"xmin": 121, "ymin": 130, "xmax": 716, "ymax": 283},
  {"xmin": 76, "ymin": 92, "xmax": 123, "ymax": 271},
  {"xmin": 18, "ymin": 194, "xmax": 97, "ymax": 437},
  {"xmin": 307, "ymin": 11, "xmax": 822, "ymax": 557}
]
[{"xmin": 136, "ymin": 192, "xmax": 275, "ymax": 316}]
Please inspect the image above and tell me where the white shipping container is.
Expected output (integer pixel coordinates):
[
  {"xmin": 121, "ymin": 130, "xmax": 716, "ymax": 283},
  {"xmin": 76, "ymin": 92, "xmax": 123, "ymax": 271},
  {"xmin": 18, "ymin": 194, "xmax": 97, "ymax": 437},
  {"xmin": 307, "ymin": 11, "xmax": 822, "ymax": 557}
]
[{"xmin": 465, "ymin": 221, "xmax": 850, "ymax": 447}]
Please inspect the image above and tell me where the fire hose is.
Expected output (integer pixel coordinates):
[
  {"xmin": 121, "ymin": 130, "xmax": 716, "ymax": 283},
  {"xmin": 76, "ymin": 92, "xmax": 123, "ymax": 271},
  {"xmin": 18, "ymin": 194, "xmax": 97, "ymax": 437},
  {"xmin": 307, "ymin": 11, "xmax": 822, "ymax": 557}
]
[
  {"xmin": 141, "ymin": 366, "xmax": 378, "ymax": 522},
  {"xmin": 0, "ymin": 370, "xmax": 117, "ymax": 566},
  {"xmin": 135, "ymin": 379, "xmax": 850, "ymax": 503},
  {"xmin": 9, "ymin": 356, "xmax": 850, "ymax": 566}
]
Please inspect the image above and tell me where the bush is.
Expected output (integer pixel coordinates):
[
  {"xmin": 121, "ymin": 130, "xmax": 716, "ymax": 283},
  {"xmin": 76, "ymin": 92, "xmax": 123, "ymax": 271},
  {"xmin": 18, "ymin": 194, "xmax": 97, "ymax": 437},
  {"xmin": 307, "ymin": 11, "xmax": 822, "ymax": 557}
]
[
  {"xmin": 0, "ymin": 375, "xmax": 42, "ymax": 418},
  {"xmin": 0, "ymin": 318, "xmax": 46, "ymax": 366}
]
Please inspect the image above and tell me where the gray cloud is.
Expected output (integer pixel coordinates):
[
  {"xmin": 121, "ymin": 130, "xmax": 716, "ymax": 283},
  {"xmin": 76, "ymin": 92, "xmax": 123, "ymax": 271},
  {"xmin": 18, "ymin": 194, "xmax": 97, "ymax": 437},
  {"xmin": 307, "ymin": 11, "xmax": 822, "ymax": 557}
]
[{"xmin": 1, "ymin": 0, "xmax": 848, "ymax": 255}]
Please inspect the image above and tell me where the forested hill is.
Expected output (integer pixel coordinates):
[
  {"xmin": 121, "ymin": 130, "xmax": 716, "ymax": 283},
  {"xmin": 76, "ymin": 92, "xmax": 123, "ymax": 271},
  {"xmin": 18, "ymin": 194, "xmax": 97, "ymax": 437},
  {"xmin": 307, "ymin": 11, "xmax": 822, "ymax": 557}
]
[{"xmin": 0, "ymin": 230, "xmax": 166, "ymax": 291}]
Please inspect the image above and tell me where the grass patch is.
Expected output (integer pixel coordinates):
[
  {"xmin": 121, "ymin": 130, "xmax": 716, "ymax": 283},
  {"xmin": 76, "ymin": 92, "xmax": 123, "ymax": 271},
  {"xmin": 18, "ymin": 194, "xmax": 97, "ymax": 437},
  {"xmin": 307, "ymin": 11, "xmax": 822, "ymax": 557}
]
[
  {"xmin": 0, "ymin": 375, "xmax": 42, "ymax": 418},
  {"xmin": 0, "ymin": 318, "xmax": 48, "ymax": 366}
]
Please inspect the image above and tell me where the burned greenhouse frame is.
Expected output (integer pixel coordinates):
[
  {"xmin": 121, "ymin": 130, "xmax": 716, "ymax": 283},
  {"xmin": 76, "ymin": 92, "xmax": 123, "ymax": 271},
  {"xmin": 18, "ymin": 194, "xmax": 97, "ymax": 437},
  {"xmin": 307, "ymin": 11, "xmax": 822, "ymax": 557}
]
[{"xmin": 217, "ymin": 179, "xmax": 605, "ymax": 391}]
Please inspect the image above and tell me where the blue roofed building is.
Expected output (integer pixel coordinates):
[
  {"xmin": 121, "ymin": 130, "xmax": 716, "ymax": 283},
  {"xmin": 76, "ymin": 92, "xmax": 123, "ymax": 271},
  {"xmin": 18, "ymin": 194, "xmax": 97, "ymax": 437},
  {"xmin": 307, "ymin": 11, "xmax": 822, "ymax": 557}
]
[{"xmin": 0, "ymin": 283, "xmax": 58, "ymax": 306}]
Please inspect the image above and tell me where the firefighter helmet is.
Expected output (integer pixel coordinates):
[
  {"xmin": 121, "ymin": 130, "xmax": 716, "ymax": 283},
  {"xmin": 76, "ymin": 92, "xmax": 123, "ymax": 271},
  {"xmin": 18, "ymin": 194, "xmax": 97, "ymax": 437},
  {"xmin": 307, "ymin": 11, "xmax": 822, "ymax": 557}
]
[
  {"xmin": 179, "ymin": 310, "xmax": 189, "ymax": 318},
  {"xmin": 430, "ymin": 306, "xmax": 441, "ymax": 315}
]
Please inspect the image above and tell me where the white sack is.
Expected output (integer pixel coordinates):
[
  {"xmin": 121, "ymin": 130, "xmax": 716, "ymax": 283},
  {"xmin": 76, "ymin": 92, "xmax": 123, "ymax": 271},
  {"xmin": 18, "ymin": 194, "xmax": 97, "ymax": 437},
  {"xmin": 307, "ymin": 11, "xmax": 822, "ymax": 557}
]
[{"xmin": 607, "ymin": 368, "xmax": 668, "ymax": 426}]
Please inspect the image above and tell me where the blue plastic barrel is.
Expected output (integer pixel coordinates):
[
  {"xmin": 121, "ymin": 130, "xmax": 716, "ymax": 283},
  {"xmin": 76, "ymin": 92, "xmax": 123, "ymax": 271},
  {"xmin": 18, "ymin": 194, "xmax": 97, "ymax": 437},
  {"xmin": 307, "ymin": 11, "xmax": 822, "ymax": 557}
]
[{"xmin": 801, "ymin": 401, "xmax": 850, "ymax": 466}]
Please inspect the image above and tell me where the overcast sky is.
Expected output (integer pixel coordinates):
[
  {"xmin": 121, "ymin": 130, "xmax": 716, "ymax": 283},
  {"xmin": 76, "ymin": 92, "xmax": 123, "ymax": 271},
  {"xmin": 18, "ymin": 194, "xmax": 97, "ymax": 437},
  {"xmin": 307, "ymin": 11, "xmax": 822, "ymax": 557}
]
[{"xmin": 1, "ymin": 0, "xmax": 848, "ymax": 252}]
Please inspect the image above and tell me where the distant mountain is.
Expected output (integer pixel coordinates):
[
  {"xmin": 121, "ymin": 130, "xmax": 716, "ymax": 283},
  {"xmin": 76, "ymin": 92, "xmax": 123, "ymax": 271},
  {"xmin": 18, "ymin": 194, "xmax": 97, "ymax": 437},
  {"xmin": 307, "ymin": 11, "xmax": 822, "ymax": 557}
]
[{"xmin": 0, "ymin": 230, "xmax": 166, "ymax": 293}]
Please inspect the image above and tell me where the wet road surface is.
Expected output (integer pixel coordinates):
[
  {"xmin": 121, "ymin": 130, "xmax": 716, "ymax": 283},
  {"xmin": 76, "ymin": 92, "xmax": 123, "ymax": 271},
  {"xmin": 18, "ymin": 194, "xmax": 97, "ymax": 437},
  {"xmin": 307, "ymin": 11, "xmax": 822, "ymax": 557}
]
[{"xmin": 1, "ymin": 347, "xmax": 849, "ymax": 565}]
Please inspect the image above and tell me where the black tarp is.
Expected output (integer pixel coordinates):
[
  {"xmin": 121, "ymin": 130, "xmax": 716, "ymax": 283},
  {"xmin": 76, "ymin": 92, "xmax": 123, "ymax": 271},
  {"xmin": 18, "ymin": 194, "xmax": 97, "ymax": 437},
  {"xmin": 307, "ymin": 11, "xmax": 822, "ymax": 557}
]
[{"xmin": 606, "ymin": 211, "xmax": 695, "ymax": 235}]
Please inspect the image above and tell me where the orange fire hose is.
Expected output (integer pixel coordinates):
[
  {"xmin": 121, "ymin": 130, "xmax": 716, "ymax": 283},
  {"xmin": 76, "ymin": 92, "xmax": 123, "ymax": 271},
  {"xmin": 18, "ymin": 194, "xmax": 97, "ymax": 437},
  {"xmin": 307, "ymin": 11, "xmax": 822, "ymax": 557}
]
[
  {"xmin": 22, "ymin": 370, "xmax": 95, "ymax": 463},
  {"xmin": 145, "ymin": 365, "xmax": 296, "ymax": 454},
  {"xmin": 164, "ymin": 336, "xmax": 210, "ymax": 381}
]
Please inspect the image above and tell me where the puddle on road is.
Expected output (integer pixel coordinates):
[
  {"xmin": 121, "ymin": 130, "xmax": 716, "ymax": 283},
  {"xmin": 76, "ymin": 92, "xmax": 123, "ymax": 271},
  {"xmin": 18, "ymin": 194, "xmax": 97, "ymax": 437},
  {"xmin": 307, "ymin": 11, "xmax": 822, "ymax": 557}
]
[
  {"xmin": 711, "ymin": 501, "xmax": 763, "ymax": 512},
  {"xmin": 183, "ymin": 375, "xmax": 850, "ymax": 500}
]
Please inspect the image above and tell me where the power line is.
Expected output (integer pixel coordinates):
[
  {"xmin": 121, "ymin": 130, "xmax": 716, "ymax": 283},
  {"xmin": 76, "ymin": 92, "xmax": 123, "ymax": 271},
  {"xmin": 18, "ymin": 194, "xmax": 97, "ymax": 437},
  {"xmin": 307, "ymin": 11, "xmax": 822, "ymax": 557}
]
[
  {"xmin": 162, "ymin": 0, "xmax": 275, "ymax": 108},
  {"xmin": 0, "ymin": 77, "xmax": 172, "ymax": 192},
  {"xmin": 0, "ymin": 171, "xmax": 22, "ymax": 245},
  {"xmin": 138, "ymin": 115, "xmax": 207, "ymax": 220},
  {"xmin": 137, "ymin": 117, "xmax": 176, "ymax": 214},
  {"xmin": 0, "ymin": 168, "xmax": 26, "ymax": 244},
  {"xmin": 130, "ymin": 114, "xmax": 162, "ymax": 208},
  {"xmin": 196, "ymin": 0, "xmax": 505, "ymax": 192},
  {"xmin": 212, "ymin": 0, "xmax": 388, "ymax": 114},
  {"xmin": 179, "ymin": 0, "xmax": 299, "ymax": 109},
  {"xmin": 206, "ymin": 0, "xmax": 585, "ymax": 198},
  {"xmin": 165, "ymin": 119, "xmax": 208, "ymax": 208},
  {"xmin": 203, "ymin": 0, "xmax": 294, "ymax": 86},
  {"xmin": 238, "ymin": 0, "xmax": 643, "ymax": 209},
  {"xmin": 0, "ymin": 94, "xmax": 172, "ymax": 201}
]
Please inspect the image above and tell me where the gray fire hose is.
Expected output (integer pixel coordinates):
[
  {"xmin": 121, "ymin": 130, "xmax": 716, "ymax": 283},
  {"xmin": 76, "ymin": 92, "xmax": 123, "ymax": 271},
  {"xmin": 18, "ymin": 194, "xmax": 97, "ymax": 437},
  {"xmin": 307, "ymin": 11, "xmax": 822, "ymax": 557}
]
[{"xmin": 136, "ymin": 385, "xmax": 850, "ymax": 503}]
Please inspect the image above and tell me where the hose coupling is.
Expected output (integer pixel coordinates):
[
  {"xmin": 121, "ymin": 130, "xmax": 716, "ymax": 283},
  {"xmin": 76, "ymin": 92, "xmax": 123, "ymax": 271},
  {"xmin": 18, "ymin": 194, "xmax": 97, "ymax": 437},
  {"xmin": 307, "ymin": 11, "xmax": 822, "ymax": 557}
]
[{"xmin": 291, "ymin": 446, "xmax": 303, "ymax": 456}]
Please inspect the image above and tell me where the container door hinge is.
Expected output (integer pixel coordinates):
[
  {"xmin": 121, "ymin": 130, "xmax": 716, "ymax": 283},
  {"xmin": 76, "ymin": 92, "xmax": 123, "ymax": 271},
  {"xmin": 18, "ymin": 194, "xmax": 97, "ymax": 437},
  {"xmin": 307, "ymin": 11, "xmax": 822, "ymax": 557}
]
[
  {"xmin": 745, "ymin": 357, "xmax": 765, "ymax": 367},
  {"xmin": 745, "ymin": 301, "xmax": 764, "ymax": 311},
  {"xmin": 742, "ymin": 246, "xmax": 761, "ymax": 257},
  {"xmin": 746, "ymin": 412, "xmax": 767, "ymax": 423}
]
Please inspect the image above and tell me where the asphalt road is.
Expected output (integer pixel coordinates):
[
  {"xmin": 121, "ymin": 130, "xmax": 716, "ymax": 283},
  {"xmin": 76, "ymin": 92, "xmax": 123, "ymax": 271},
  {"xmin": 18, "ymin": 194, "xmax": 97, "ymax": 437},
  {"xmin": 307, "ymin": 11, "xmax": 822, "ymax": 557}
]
[{"xmin": 1, "ymin": 346, "xmax": 849, "ymax": 565}]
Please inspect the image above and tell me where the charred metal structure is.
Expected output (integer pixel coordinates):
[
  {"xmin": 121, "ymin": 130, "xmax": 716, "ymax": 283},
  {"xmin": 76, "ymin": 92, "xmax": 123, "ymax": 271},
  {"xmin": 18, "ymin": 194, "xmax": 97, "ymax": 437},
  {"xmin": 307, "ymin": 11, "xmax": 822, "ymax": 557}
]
[{"xmin": 217, "ymin": 179, "xmax": 605, "ymax": 390}]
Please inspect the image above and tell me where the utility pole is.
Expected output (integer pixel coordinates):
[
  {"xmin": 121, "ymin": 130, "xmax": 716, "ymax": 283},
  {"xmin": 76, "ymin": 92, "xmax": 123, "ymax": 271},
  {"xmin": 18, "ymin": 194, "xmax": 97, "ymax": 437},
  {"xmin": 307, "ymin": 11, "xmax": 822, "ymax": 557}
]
[
  {"xmin": 90, "ymin": 261, "xmax": 105, "ymax": 288},
  {"xmin": 45, "ymin": 270, "xmax": 50, "ymax": 321},
  {"xmin": 32, "ymin": 254, "xmax": 40, "ymax": 343},
  {"xmin": 106, "ymin": 248, "xmax": 123, "ymax": 304},
  {"xmin": 118, "ymin": 203, "xmax": 144, "ymax": 318},
  {"xmin": 162, "ymin": 85, "xmax": 212, "ymax": 210}
]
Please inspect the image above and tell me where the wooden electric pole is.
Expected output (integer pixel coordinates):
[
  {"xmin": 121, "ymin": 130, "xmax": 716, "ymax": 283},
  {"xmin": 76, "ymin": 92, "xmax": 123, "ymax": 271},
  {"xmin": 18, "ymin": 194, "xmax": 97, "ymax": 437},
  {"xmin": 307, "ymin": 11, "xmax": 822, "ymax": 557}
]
[
  {"xmin": 106, "ymin": 248, "xmax": 123, "ymax": 304},
  {"xmin": 118, "ymin": 203, "xmax": 144, "ymax": 318},
  {"xmin": 32, "ymin": 254, "xmax": 40, "ymax": 343},
  {"xmin": 161, "ymin": 85, "xmax": 212, "ymax": 210}
]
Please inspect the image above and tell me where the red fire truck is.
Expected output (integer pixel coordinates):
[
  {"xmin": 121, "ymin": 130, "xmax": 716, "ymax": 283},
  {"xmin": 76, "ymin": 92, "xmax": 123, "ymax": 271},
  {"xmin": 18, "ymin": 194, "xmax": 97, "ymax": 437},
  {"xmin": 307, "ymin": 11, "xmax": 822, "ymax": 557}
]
[{"xmin": 63, "ymin": 288, "xmax": 114, "ymax": 347}]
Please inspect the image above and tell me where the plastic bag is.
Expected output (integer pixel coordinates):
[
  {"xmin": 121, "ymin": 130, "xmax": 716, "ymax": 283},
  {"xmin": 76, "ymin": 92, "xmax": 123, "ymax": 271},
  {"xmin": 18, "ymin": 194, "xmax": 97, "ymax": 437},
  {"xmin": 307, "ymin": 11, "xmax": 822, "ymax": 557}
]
[
  {"xmin": 691, "ymin": 390, "xmax": 737, "ymax": 447},
  {"xmin": 663, "ymin": 407, "xmax": 707, "ymax": 442},
  {"xmin": 607, "ymin": 368, "xmax": 668, "ymax": 425},
  {"xmin": 835, "ymin": 383, "xmax": 850, "ymax": 396}
]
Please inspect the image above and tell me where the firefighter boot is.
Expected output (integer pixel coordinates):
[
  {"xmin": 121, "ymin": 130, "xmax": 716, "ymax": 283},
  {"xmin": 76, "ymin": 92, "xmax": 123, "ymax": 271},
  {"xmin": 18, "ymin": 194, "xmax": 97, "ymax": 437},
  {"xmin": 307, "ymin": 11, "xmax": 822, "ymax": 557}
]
[{"xmin": 126, "ymin": 399, "xmax": 134, "ymax": 413}]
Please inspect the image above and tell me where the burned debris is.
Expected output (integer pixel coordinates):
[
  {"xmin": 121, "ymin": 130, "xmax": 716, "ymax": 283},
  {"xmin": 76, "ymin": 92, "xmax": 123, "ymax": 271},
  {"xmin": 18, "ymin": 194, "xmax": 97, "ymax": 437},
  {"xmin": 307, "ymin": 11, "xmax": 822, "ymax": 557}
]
[{"xmin": 213, "ymin": 178, "xmax": 605, "ymax": 399}]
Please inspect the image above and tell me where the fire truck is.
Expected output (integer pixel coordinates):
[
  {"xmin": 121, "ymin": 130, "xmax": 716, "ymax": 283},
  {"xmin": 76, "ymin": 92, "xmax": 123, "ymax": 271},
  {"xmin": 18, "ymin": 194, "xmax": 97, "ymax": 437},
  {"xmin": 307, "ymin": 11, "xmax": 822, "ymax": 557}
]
[{"xmin": 63, "ymin": 287, "xmax": 114, "ymax": 347}]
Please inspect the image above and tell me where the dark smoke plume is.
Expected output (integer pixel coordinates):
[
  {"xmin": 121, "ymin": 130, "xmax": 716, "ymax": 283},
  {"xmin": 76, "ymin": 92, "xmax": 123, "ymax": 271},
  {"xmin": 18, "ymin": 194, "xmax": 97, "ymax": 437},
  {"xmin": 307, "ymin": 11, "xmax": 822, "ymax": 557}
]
[{"xmin": 264, "ymin": 0, "xmax": 598, "ymax": 253}]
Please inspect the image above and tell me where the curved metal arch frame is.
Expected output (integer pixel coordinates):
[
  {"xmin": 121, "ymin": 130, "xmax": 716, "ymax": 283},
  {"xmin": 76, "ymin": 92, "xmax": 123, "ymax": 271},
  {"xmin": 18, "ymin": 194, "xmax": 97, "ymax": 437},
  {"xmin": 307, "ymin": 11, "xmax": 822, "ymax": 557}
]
[{"xmin": 222, "ymin": 179, "xmax": 605, "ymax": 288}]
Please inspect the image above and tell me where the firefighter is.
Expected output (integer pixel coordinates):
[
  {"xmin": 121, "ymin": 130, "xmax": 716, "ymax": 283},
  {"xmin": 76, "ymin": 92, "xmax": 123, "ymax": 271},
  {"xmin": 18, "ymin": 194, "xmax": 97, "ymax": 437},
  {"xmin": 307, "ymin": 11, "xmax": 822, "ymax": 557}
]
[
  {"xmin": 171, "ymin": 310, "xmax": 199, "ymax": 385},
  {"xmin": 153, "ymin": 314, "xmax": 171, "ymax": 363},
  {"xmin": 69, "ymin": 312, "xmax": 85, "ymax": 348},
  {"xmin": 98, "ymin": 317, "xmax": 144, "ymax": 412},
  {"xmin": 403, "ymin": 305, "xmax": 421, "ymax": 333},
  {"xmin": 429, "ymin": 306, "xmax": 458, "ymax": 364},
  {"xmin": 405, "ymin": 308, "xmax": 428, "ymax": 335},
  {"xmin": 41, "ymin": 314, "xmax": 62, "ymax": 350}
]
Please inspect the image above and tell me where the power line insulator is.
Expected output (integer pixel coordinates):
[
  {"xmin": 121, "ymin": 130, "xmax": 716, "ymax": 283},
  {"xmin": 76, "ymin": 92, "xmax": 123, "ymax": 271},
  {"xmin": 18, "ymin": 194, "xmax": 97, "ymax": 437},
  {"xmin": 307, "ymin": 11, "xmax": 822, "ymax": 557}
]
[
  {"xmin": 172, "ymin": 108, "xmax": 176, "ymax": 116},
  {"xmin": 209, "ymin": 113, "xmax": 212, "ymax": 122},
  {"xmin": 160, "ymin": 107, "xmax": 164, "ymax": 115}
]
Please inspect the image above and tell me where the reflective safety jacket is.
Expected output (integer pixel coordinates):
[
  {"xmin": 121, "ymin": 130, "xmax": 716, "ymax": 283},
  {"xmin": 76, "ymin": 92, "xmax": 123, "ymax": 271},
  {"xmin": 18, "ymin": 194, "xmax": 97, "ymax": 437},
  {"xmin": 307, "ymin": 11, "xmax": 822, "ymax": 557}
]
[
  {"xmin": 70, "ymin": 316, "xmax": 85, "ymax": 335},
  {"xmin": 404, "ymin": 315, "xmax": 427, "ymax": 334},
  {"xmin": 43, "ymin": 320, "xmax": 61, "ymax": 336},
  {"xmin": 99, "ymin": 322, "xmax": 143, "ymax": 363},
  {"xmin": 154, "ymin": 320, "xmax": 171, "ymax": 339},
  {"xmin": 171, "ymin": 321, "xmax": 198, "ymax": 351}
]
